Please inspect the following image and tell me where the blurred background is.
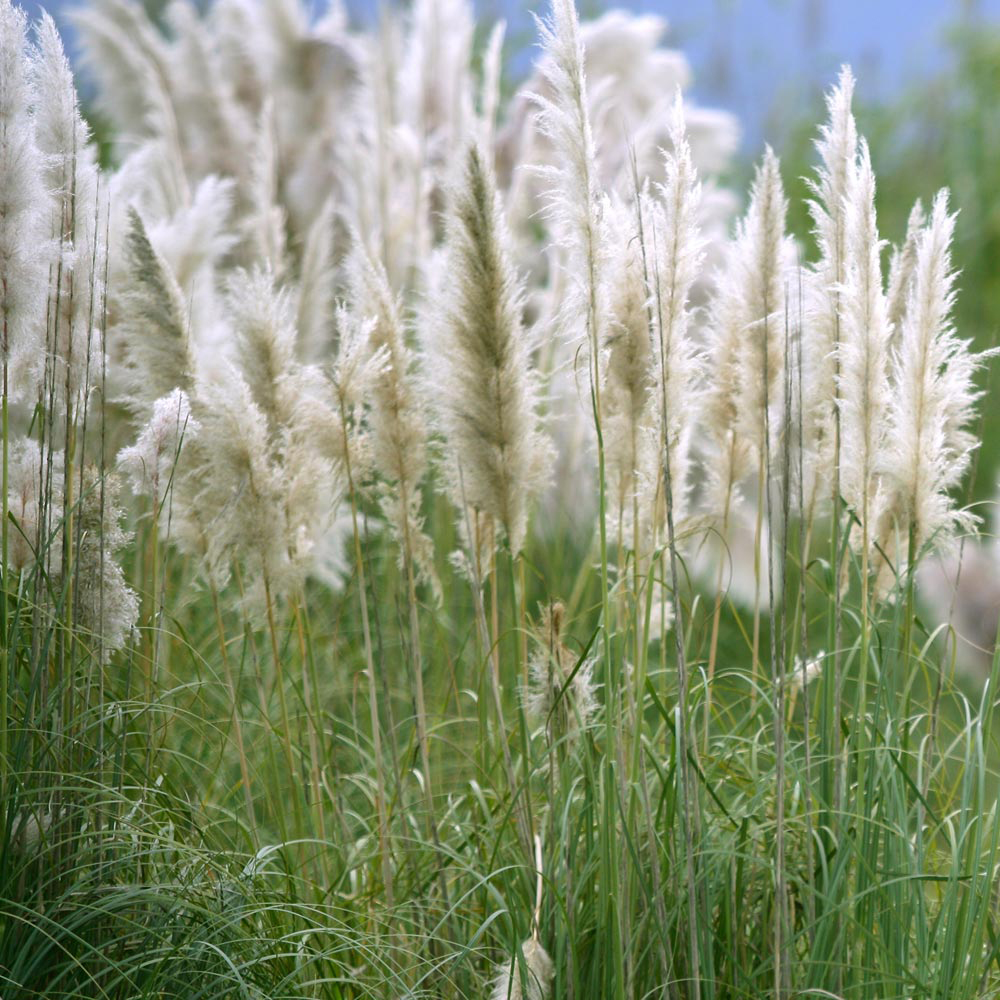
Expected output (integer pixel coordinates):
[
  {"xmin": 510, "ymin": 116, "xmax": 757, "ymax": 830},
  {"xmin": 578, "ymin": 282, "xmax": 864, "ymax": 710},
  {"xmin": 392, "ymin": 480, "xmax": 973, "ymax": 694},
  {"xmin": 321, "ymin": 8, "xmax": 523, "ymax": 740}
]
[{"xmin": 472, "ymin": 0, "xmax": 1000, "ymax": 151}]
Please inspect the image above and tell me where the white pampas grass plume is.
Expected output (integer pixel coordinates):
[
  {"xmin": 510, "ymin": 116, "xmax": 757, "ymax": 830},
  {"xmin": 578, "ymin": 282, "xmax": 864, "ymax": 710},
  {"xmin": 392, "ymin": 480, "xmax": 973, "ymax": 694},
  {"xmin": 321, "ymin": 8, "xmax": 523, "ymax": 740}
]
[
  {"xmin": 432, "ymin": 144, "xmax": 551, "ymax": 555},
  {"xmin": 645, "ymin": 95, "xmax": 707, "ymax": 538},
  {"xmin": 160, "ymin": 0, "xmax": 255, "ymax": 187},
  {"xmin": 506, "ymin": 9, "xmax": 738, "ymax": 203},
  {"xmin": 181, "ymin": 369, "xmax": 287, "ymax": 592},
  {"xmin": 490, "ymin": 939, "xmax": 554, "ymax": 1000},
  {"xmin": 118, "ymin": 208, "xmax": 197, "ymax": 409},
  {"xmin": 810, "ymin": 67, "xmax": 858, "ymax": 268},
  {"xmin": 880, "ymin": 191, "xmax": 990, "ymax": 575},
  {"xmin": 33, "ymin": 11, "xmax": 106, "ymax": 405},
  {"xmin": 75, "ymin": 468, "xmax": 139, "ymax": 661},
  {"xmin": 698, "ymin": 240, "xmax": 755, "ymax": 530},
  {"xmin": 296, "ymin": 198, "xmax": 337, "ymax": 363},
  {"xmin": 837, "ymin": 140, "xmax": 890, "ymax": 543},
  {"xmin": 145, "ymin": 174, "xmax": 237, "ymax": 307},
  {"xmin": 246, "ymin": 100, "xmax": 287, "ymax": 274},
  {"xmin": 348, "ymin": 243, "xmax": 425, "ymax": 489},
  {"xmin": 0, "ymin": 0, "xmax": 48, "ymax": 393},
  {"xmin": 526, "ymin": 601, "xmax": 597, "ymax": 737},
  {"xmin": 297, "ymin": 304, "xmax": 388, "ymax": 500},
  {"xmin": 600, "ymin": 195, "xmax": 656, "ymax": 543},
  {"xmin": 71, "ymin": 0, "xmax": 177, "ymax": 151},
  {"xmin": 117, "ymin": 388, "xmax": 199, "ymax": 507},
  {"xmin": 347, "ymin": 242, "xmax": 436, "ymax": 589},
  {"xmin": 886, "ymin": 199, "xmax": 925, "ymax": 347},
  {"xmin": 801, "ymin": 66, "xmax": 858, "ymax": 505},
  {"xmin": 698, "ymin": 147, "xmax": 786, "ymax": 537},
  {"xmin": 5, "ymin": 437, "xmax": 61, "ymax": 573},
  {"xmin": 732, "ymin": 147, "xmax": 788, "ymax": 458},
  {"xmin": 227, "ymin": 266, "xmax": 298, "ymax": 431},
  {"xmin": 530, "ymin": 0, "xmax": 607, "ymax": 360},
  {"xmin": 398, "ymin": 0, "xmax": 474, "ymax": 160},
  {"xmin": 479, "ymin": 20, "xmax": 505, "ymax": 153}
]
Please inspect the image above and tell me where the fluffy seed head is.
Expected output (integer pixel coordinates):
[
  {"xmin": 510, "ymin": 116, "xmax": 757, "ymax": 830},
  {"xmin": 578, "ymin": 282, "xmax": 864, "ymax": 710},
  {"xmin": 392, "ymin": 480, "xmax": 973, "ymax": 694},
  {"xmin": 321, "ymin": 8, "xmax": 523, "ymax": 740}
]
[
  {"xmin": 879, "ymin": 191, "xmax": 988, "ymax": 576},
  {"xmin": 490, "ymin": 939, "xmax": 554, "ymax": 1000},
  {"xmin": 74, "ymin": 468, "xmax": 139, "ymax": 662},
  {"xmin": 432, "ymin": 144, "xmax": 551, "ymax": 555},
  {"xmin": 117, "ymin": 388, "xmax": 200, "ymax": 506},
  {"xmin": 0, "ymin": 0, "xmax": 49, "ymax": 392},
  {"xmin": 837, "ymin": 139, "xmax": 891, "ymax": 542},
  {"xmin": 801, "ymin": 66, "xmax": 859, "ymax": 505},
  {"xmin": 526, "ymin": 601, "xmax": 597, "ymax": 738},
  {"xmin": 117, "ymin": 208, "xmax": 196, "ymax": 410}
]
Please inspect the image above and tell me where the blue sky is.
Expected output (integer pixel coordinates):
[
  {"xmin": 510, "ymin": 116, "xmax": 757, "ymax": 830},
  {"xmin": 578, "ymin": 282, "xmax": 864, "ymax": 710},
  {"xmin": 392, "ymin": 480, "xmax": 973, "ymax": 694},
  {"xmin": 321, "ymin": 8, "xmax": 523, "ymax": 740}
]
[
  {"xmin": 35, "ymin": 0, "xmax": 1000, "ymax": 151},
  {"xmin": 468, "ymin": 0, "xmax": 1000, "ymax": 149}
]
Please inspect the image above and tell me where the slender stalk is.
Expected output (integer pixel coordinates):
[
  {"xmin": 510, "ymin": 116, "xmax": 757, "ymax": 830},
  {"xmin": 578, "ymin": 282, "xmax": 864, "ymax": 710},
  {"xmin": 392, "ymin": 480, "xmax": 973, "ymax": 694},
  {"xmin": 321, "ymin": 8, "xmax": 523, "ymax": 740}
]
[
  {"xmin": 751, "ymin": 448, "xmax": 766, "ymax": 711},
  {"xmin": 211, "ymin": 583, "xmax": 257, "ymax": 849},
  {"xmin": 488, "ymin": 542, "xmax": 532, "ymax": 857},
  {"xmin": 263, "ymin": 573, "xmax": 306, "ymax": 848},
  {"xmin": 1, "ymin": 357, "xmax": 8, "ymax": 809},
  {"xmin": 399, "ymin": 498, "xmax": 457, "ymax": 940},
  {"xmin": 704, "ymin": 441, "xmax": 737, "ymax": 749},
  {"xmin": 651, "ymin": 224, "xmax": 703, "ymax": 1000},
  {"xmin": 763, "ymin": 298, "xmax": 788, "ymax": 1000},
  {"xmin": 338, "ymin": 392, "xmax": 394, "ymax": 911}
]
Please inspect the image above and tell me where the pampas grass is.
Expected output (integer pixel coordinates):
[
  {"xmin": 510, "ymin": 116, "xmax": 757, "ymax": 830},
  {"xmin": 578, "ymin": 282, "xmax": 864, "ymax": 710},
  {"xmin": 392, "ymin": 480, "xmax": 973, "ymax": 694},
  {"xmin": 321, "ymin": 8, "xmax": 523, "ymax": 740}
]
[
  {"xmin": 0, "ymin": 1, "xmax": 997, "ymax": 998},
  {"xmin": 432, "ymin": 144, "xmax": 550, "ymax": 558},
  {"xmin": 838, "ymin": 139, "xmax": 891, "ymax": 554},
  {"xmin": 117, "ymin": 208, "xmax": 196, "ymax": 408},
  {"xmin": 880, "ymin": 191, "xmax": 990, "ymax": 571},
  {"xmin": 490, "ymin": 939, "xmax": 554, "ymax": 1000}
]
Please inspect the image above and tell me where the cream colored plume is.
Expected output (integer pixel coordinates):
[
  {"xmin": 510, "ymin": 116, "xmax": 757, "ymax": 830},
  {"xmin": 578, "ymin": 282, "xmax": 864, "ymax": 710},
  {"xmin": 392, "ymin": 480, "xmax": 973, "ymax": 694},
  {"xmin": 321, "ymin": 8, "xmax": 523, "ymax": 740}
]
[
  {"xmin": 431, "ymin": 144, "xmax": 551, "ymax": 557},
  {"xmin": 490, "ymin": 939, "xmax": 554, "ymax": 1000}
]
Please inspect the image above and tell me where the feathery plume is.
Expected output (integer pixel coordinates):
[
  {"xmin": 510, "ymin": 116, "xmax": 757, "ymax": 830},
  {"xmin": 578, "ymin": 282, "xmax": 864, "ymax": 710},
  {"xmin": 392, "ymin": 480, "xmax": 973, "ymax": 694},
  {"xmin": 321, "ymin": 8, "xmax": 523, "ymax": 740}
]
[
  {"xmin": 432, "ymin": 144, "xmax": 551, "ymax": 555},
  {"xmin": 227, "ymin": 266, "xmax": 298, "ymax": 432},
  {"xmin": 479, "ymin": 20, "xmax": 506, "ymax": 154},
  {"xmin": 879, "ymin": 191, "xmax": 989, "ymax": 576},
  {"xmin": 177, "ymin": 369, "xmax": 288, "ymax": 597},
  {"xmin": 347, "ymin": 242, "xmax": 436, "ymax": 588},
  {"xmin": 70, "ymin": 0, "xmax": 177, "ymax": 150},
  {"xmin": 161, "ymin": 0, "xmax": 255, "ymax": 186},
  {"xmin": 398, "ymin": 0, "xmax": 474, "ymax": 162},
  {"xmin": 74, "ymin": 468, "xmax": 139, "ymax": 661},
  {"xmin": 698, "ymin": 239, "xmax": 756, "ymax": 528},
  {"xmin": 646, "ymin": 95, "xmax": 708, "ymax": 538},
  {"xmin": 117, "ymin": 208, "xmax": 197, "ymax": 410},
  {"xmin": 490, "ymin": 939, "xmax": 554, "ymax": 1000},
  {"xmin": 801, "ymin": 66, "xmax": 858, "ymax": 507},
  {"xmin": 0, "ymin": 0, "xmax": 48, "ymax": 393},
  {"xmin": 886, "ymin": 198, "xmax": 925, "ymax": 348},
  {"xmin": 295, "ymin": 198, "xmax": 337, "ymax": 362},
  {"xmin": 117, "ymin": 388, "xmax": 199, "ymax": 508},
  {"xmin": 295, "ymin": 303, "xmax": 387, "ymax": 519},
  {"xmin": 526, "ymin": 601, "xmax": 597, "ymax": 737},
  {"xmin": 246, "ymin": 100, "xmax": 287, "ymax": 274},
  {"xmin": 733, "ymin": 147, "xmax": 788, "ymax": 459},
  {"xmin": 699, "ymin": 148, "xmax": 787, "ymax": 529},
  {"xmin": 5, "ymin": 437, "xmax": 60, "ymax": 573},
  {"xmin": 530, "ymin": 0, "xmax": 607, "ymax": 359},
  {"xmin": 837, "ymin": 139, "xmax": 890, "ymax": 543},
  {"xmin": 600, "ymin": 195, "xmax": 656, "ymax": 543},
  {"xmin": 145, "ymin": 175, "xmax": 237, "ymax": 304},
  {"xmin": 33, "ymin": 11, "xmax": 106, "ymax": 405}
]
